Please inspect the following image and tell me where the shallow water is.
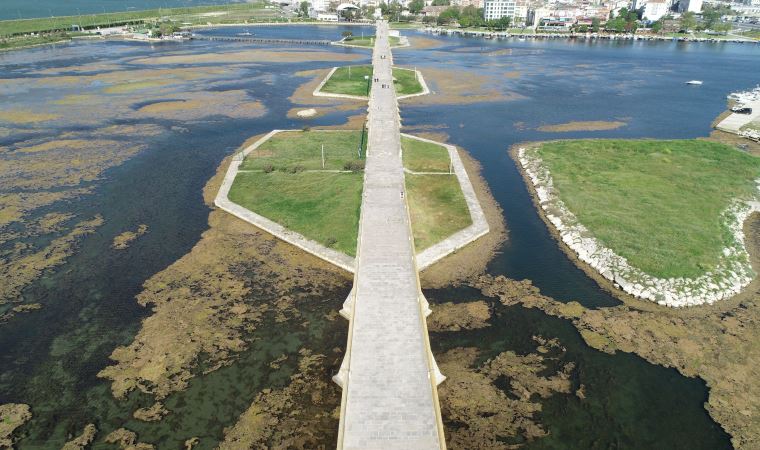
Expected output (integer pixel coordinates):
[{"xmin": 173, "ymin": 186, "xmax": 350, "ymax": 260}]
[
  {"xmin": 426, "ymin": 286, "xmax": 731, "ymax": 448},
  {"xmin": 1, "ymin": 25, "xmax": 757, "ymax": 448}
]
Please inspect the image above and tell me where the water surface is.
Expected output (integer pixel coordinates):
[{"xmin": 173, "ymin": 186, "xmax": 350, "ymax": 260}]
[{"xmin": 1, "ymin": 26, "xmax": 757, "ymax": 448}]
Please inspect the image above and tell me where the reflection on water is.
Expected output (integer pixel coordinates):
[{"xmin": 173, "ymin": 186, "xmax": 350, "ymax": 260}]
[{"xmin": 1, "ymin": 26, "xmax": 755, "ymax": 448}]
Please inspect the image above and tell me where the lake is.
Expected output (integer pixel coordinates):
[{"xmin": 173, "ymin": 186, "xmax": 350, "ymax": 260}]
[{"xmin": 1, "ymin": 25, "xmax": 758, "ymax": 448}]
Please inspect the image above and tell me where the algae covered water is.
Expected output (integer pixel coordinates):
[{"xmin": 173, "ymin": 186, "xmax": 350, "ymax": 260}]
[{"xmin": 1, "ymin": 25, "xmax": 757, "ymax": 448}]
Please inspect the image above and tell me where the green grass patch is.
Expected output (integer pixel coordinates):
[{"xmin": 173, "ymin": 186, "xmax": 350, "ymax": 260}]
[
  {"xmin": 228, "ymin": 171, "xmax": 363, "ymax": 256},
  {"xmin": 401, "ymin": 136, "xmax": 450, "ymax": 172},
  {"xmin": 0, "ymin": 3, "xmax": 279, "ymax": 37},
  {"xmin": 240, "ymin": 130, "xmax": 366, "ymax": 172},
  {"xmin": 406, "ymin": 174, "xmax": 472, "ymax": 251},
  {"xmin": 320, "ymin": 65, "xmax": 423, "ymax": 97},
  {"xmin": 321, "ymin": 66, "xmax": 374, "ymax": 97},
  {"xmin": 231, "ymin": 130, "xmax": 471, "ymax": 256},
  {"xmin": 536, "ymin": 139, "xmax": 760, "ymax": 278},
  {"xmin": 343, "ymin": 35, "xmax": 401, "ymax": 47},
  {"xmin": 0, "ymin": 33, "xmax": 71, "ymax": 50},
  {"xmin": 392, "ymin": 67, "xmax": 424, "ymax": 96}
]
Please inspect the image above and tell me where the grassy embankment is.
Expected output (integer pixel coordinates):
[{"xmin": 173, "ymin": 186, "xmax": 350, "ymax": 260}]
[
  {"xmin": 228, "ymin": 131, "xmax": 472, "ymax": 255},
  {"xmin": 320, "ymin": 65, "xmax": 423, "ymax": 97},
  {"xmin": 402, "ymin": 136, "xmax": 471, "ymax": 250},
  {"xmin": 0, "ymin": 2, "xmax": 283, "ymax": 50},
  {"xmin": 343, "ymin": 35, "xmax": 401, "ymax": 47},
  {"xmin": 739, "ymin": 29, "xmax": 760, "ymax": 40},
  {"xmin": 536, "ymin": 139, "xmax": 760, "ymax": 278}
]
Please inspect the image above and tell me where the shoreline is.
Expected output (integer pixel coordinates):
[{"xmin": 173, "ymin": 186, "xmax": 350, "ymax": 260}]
[
  {"xmin": 424, "ymin": 26, "xmax": 760, "ymax": 44},
  {"xmin": 1, "ymin": 20, "xmax": 376, "ymax": 53},
  {"xmin": 509, "ymin": 142, "xmax": 760, "ymax": 308}
]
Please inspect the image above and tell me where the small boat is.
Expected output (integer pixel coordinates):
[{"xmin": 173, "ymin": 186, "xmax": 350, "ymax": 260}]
[
  {"xmin": 237, "ymin": 31, "xmax": 253, "ymax": 36},
  {"xmin": 685, "ymin": 80, "xmax": 703, "ymax": 85},
  {"xmin": 731, "ymin": 106, "xmax": 753, "ymax": 115}
]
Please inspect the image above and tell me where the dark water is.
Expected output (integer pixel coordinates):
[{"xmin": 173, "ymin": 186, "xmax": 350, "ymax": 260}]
[
  {"xmin": 0, "ymin": 31, "xmax": 364, "ymax": 448},
  {"xmin": 396, "ymin": 33, "xmax": 760, "ymax": 307},
  {"xmin": 1, "ymin": 26, "xmax": 757, "ymax": 448},
  {"xmin": 194, "ymin": 24, "xmax": 374, "ymax": 40},
  {"xmin": 0, "ymin": 0, "xmax": 245, "ymax": 21},
  {"xmin": 426, "ymin": 286, "xmax": 730, "ymax": 449}
]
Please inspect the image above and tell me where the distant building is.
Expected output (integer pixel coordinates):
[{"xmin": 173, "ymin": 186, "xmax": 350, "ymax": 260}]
[
  {"xmin": 484, "ymin": 0, "xmax": 516, "ymax": 20},
  {"xmin": 679, "ymin": 0, "xmax": 702, "ymax": 13},
  {"xmin": 310, "ymin": 0, "xmax": 330, "ymax": 12},
  {"xmin": 483, "ymin": 0, "xmax": 528, "ymax": 23},
  {"xmin": 421, "ymin": 5, "xmax": 450, "ymax": 16},
  {"xmin": 643, "ymin": 0, "xmax": 669, "ymax": 20},
  {"xmin": 317, "ymin": 12, "xmax": 340, "ymax": 20},
  {"xmin": 451, "ymin": 0, "xmax": 483, "ymax": 8}
]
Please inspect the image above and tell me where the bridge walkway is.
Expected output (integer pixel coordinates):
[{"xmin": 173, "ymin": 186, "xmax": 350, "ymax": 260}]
[{"xmin": 334, "ymin": 20, "xmax": 446, "ymax": 450}]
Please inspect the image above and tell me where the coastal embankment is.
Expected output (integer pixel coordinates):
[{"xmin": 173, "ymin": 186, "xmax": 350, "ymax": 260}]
[
  {"xmin": 513, "ymin": 140, "xmax": 760, "ymax": 307},
  {"xmin": 424, "ymin": 26, "xmax": 760, "ymax": 44}
]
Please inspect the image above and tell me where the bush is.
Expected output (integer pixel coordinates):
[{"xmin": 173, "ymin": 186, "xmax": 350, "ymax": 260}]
[
  {"xmin": 344, "ymin": 160, "xmax": 365, "ymax": 171},
  {"xmin": 302, "ymin": 126, "xmax": 310, "ymax": 132},
  {"xmin": 288, "ymin": 165, "xmax": 305, "ymax": 174},
  {"xmin": 325, "ymin": 236, "xmax": 338, "ymax": 247},
  {"xmin": 263, "ymin": 163, "xmax": 275, "ymax": 173}
]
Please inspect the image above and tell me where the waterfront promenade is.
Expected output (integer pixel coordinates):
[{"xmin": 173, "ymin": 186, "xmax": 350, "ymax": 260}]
[{"xmin": 334, "ymin": 20, "xmax": 446, "ymax": 450}]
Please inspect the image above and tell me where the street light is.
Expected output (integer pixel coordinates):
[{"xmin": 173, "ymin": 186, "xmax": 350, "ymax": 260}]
[{"xmin": 359, "ymin": 76, "xmax": 370, "ymax": 159}]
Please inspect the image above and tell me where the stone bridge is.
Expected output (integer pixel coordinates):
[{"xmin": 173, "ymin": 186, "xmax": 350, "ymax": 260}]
[{"xmin": 333, "ymin": 20, "xmax": 447, "ymax": 450}]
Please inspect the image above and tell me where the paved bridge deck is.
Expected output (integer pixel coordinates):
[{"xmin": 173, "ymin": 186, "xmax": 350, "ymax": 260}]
[{"xmin": 334, "ymin": 21, "xmax": 446, "ymax": 450}]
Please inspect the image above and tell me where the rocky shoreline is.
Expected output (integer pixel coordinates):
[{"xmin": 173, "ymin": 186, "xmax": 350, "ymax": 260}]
[
  {"xmin": 425, "ymin": 26, "xmax": 759, "ymax": 44},
  {"xmin": 516, "ymin": 145, "xmax": 759, "ymax": 307}
]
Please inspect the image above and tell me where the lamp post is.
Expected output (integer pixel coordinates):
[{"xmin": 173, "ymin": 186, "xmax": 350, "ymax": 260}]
[{"xmin": 359, "ymin": 76, "xmax": 369, "ymax": 159}]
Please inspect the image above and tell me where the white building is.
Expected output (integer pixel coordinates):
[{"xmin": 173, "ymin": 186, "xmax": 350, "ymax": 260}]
[
  {"xmin": 484, "ymin": 0, "xmax": 517, "ymax": 20},
  {"xmin": 679, "ymin": 0, "xmax": 702, "ymax": 13},
  {"xmin": 310, "ymin": 0, "xmax": 330, "ymax": 12},
  {"xmin": 483, "ymin": 0, "xmax": 528, "ymax": 23},
  {"xmin": 644, "ymin": 0, "xmax": 669, "ymax": 20}
]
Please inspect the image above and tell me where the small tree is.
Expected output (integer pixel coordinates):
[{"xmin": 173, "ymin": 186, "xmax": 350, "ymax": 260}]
[
  {"xmin": 408, "ymin": 0, "xmax": 425, "ymax": 14},
  {"xmin": 651, "ymin": 19, "xmax": 663, "ymax": 33},
  {"xmin": 299, "ymin": 1, "xmax": 309, "ymax": 17},
  {"xmin": 591, "ymin": 17, "xmax": 601, "ymax": 32},
  {"xmin": 680, "ymin": 11, "xmax": 697, "ymax": 31}
]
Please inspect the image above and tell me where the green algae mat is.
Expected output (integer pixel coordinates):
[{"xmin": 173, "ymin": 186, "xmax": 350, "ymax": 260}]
[
  {"xmin": 535, "ymin": 139, "xmax": 760, "ymax": 278},
  {"xmin": 320, "ymin": 65, "xmax": 423, "ymax": 97}
]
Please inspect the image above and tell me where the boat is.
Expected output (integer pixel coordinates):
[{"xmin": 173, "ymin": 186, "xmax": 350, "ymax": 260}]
[
  {"xmin": 685, "ymin": 80, "xmax": 703, "ymax": 85},
  {"xmin": 731, "ymin": 106, "xmax": 753, "ymax": 115},
  {"xmin": 237, "ymin": 31, "xmax": 253, "ymax": 36}
]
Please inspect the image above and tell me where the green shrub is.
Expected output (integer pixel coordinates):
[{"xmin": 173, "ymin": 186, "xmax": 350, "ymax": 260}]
[{"xmin": 344, "ymin": 160, "xmax": 365, "ymax": 171}]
